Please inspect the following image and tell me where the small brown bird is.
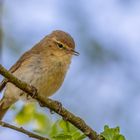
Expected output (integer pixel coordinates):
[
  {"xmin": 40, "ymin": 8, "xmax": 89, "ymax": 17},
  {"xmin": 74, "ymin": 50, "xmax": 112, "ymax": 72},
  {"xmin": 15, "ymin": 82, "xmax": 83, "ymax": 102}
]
[{"xmin": 0, "ymin": 30, "xmax": 79, "ymax": 120}]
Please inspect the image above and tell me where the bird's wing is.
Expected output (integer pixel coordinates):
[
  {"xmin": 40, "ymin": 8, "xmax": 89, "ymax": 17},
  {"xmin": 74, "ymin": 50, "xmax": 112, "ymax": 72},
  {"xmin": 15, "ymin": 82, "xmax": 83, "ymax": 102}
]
[
  {"xmin": 0, "ymin": 50, "xmax": 33, "ymax": 92},
  {"xmin": 0, "ymin": 39, "xmax": 46, "ymax": 92}
]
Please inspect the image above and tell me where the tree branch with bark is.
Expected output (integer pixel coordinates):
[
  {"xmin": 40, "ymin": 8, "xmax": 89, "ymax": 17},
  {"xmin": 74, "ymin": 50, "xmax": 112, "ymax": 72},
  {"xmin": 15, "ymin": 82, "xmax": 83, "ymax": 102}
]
[
  {"xmin": 0, "ymin": 120, "xmax": 49, "ymax": 140},
  {"xmin": 0, "ymin": 64, "xmax": 103, "ymax": 140}
]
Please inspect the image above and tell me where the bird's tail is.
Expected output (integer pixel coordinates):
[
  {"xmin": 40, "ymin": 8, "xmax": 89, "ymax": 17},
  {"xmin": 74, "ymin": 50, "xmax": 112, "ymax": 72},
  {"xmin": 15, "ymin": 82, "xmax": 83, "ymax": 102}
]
[{"xmin": 0, "ymin": 98, "xmax": 10, "ymax": 120}]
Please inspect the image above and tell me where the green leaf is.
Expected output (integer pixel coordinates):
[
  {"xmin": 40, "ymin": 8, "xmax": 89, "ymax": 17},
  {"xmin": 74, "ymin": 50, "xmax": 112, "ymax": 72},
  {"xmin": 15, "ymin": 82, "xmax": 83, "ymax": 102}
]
[
  {"xmin": 72, "ymin": 131, "xmax": 82, "ymax": 139},
  {"xmin": 101, "ymin": 125, "xmax": 126, "ymax": 140},
  {"xmin": 59, "ymin": 119, "xmax": 70, "ymax": 132},
  {"xmin": 52, "ymin": 133, "xmax": 72, "ymax": 140},
  {"xmin": 33, "ymin": 112, "xmax": 51, "ymax": 134},
  {"xmin": 72, "ymin": 132, "xmax": 86, "ymax": 140},
  {"xmin": 59, "ymin": 119, "xmax": 77, "ymax": 133},
  {"xmin": 15, "ymin": 103, "xmax": 36, "ymax": 125},
  {"xmin": 49, "ymin": 120, "xmax": 61, "ymax": 137}
]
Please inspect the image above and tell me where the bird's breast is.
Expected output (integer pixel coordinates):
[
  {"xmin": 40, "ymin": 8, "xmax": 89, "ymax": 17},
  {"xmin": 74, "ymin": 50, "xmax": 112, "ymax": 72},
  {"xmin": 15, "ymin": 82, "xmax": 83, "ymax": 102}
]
[
  {"xmin": 34, "ymin": 61, "xmax": 67, "ymax": 98},
  {"xmin": 8, "ymin": 55, "xmax": 70, "ymax": 101},
  {"xmin": 26, "ymin": 57, "xmax": 70, "ymax": 98}
]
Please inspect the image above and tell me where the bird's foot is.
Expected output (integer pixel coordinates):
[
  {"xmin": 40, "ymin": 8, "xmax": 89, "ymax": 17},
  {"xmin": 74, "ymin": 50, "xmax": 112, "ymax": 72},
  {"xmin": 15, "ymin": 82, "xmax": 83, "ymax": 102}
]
[{"xmin": 30, "ymin": 85, "xmax": 38, "ymax": 98}]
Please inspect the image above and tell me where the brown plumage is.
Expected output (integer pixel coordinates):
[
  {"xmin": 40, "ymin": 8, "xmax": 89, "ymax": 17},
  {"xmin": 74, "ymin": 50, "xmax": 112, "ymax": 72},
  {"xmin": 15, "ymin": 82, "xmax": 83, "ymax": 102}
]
[{"xmin": 0, "ymin": 30, "xmax": 79, "ymax": 120}]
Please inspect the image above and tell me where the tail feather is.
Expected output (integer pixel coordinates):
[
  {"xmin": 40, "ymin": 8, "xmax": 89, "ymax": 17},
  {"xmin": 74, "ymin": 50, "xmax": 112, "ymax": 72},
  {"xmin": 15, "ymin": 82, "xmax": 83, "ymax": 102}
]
[
  {"xmin": 0, "ymin": 99, "xmax": 10, "ymax": 120},
  {"xmin": 0, "ymin": 107, "xmax": 9, "ymax": 120}
]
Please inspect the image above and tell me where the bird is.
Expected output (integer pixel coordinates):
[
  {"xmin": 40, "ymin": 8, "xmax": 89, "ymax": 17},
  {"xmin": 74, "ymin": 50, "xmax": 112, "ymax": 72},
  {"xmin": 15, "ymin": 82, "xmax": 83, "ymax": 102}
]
[{"xmin": 0, "ymin": 30, "xmax": 79, "ymax": 120}]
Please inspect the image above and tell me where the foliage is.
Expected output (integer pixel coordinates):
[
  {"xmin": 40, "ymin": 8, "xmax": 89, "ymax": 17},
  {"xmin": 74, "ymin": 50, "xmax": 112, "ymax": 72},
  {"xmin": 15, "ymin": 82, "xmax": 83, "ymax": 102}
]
[
  {"xmin": 100, "ymin": 125, "xmax": 126, "ymax": 140},
  {"xmin": 14, "ymin": 103, "xmax": 86, "ymax": 140},
  {"xmin": 14, "ymin": 103, "xmax": 126, "ymax": 140}
]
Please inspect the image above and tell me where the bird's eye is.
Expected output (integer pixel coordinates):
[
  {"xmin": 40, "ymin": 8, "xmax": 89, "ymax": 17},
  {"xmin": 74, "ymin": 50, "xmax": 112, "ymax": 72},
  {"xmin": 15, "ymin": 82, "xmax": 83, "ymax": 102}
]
[{"xmin": 57, "ymin": 43, "xmax": 63, "ymax": 49}]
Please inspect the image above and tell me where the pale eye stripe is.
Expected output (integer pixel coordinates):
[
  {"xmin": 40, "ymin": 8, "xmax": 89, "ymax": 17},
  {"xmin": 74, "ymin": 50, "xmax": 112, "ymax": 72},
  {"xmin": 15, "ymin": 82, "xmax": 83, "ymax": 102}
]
[{"xmin": 52, "ymin": 38, "xmax": 68, "ymax": 49}]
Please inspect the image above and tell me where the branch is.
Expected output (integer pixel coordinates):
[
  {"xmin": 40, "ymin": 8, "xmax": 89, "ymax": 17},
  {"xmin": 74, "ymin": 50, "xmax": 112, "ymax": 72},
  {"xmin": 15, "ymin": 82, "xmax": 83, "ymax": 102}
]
[
  {"xmin": 0, "ymin": 64, "xmax": 103, "ymax": 140},
  {"xmin": 0, "ymin": 120, "xmax": 49, "ymax": 140}
]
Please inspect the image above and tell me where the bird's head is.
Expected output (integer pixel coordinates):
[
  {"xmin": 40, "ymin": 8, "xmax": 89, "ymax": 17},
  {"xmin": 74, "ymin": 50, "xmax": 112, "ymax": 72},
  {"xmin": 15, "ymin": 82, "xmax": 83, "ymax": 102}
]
[{"xmin": 47, "ymin": 30, "xmax": 79, "ymax": 57}]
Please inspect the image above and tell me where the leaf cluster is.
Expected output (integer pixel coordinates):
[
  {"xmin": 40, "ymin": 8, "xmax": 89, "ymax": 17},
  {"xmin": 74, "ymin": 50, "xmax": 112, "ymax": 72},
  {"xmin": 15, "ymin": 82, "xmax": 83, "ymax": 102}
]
[{"xmin": 14, "ymin": 103, "xmax": 86, "ymax": 140}]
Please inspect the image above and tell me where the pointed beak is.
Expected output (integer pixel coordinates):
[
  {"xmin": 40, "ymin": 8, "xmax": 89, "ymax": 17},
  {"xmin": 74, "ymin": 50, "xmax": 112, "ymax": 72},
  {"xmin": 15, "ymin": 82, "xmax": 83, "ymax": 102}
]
[{"xmin": 71, "ymin": 49, "xmax": 80, "ymax": 56}]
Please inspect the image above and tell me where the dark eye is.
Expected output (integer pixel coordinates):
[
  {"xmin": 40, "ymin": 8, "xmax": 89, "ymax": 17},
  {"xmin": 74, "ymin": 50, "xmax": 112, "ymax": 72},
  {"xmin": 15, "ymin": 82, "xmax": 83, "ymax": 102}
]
[{"xmin": 57, "ymin": 43, "xmax": 63, "ymax": 49}]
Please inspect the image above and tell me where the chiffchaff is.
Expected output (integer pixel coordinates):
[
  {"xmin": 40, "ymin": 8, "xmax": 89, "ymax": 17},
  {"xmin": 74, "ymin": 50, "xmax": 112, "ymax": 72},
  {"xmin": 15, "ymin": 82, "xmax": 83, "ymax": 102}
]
[{"xmin": 0, "ymin": 30, "xmax": 79, "ymax": 120}]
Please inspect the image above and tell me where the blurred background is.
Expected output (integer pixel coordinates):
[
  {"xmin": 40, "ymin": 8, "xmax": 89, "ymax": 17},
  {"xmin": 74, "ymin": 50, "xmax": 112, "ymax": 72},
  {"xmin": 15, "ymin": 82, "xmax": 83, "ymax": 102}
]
[{"xmin": 0, "ymin": 0, "xmax": 140, "ymax": 139}]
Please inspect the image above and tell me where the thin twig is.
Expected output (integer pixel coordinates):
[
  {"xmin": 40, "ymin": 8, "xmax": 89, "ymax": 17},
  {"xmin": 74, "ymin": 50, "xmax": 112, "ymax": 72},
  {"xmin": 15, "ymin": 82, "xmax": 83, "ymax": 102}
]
[
  {"xmin": 0, "ymin": 64, "xmax": 103, "ymax": 140},
  {"xmin": 0, "ymin": 120, "xmax": 49, "ymax": 140}
]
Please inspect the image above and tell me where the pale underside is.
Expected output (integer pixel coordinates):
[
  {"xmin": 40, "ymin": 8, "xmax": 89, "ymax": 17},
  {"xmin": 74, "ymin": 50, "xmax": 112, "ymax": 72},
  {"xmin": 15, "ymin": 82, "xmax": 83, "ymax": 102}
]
[{"xmin": 2, "ymin": 53, "xmax": 71, "ymax": 109}]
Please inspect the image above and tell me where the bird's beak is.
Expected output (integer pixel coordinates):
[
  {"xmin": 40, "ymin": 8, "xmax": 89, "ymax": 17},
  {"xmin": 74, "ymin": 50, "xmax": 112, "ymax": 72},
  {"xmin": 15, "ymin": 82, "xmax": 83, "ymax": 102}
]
[{"xmin": 71, "ymin": 49, "xmax": 80, "ymax": 56}]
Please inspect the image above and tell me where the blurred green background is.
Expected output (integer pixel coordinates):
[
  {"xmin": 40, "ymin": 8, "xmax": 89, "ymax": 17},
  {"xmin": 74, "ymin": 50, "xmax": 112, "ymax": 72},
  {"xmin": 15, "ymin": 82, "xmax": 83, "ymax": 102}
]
[{"xmin": 1, "ymin": 0, "xmax": 140, "ymax": 140}]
